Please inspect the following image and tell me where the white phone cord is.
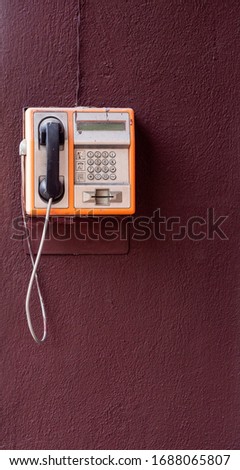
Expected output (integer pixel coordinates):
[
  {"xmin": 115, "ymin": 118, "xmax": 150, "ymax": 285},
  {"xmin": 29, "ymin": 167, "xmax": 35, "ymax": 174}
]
[{"xmin": 21, "ymin": 155, "xmax": 52, "ymax": 344}]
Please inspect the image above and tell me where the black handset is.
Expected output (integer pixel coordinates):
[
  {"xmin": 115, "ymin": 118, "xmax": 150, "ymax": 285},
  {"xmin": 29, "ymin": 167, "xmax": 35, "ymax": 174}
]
[{"xmin": 39, "ymin": 118, "xmax": 64, "ymax": 202}]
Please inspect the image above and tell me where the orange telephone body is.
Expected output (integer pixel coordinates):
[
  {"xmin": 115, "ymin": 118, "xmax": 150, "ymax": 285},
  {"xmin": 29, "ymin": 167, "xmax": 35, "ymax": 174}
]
[{"xmin": 22, "ymin": 107, "xmax": 135, "ymax": 216}]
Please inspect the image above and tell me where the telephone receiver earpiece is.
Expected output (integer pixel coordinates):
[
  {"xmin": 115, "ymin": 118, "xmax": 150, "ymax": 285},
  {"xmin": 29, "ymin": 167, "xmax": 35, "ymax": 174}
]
[{"xmin": 39, "ymin": 118, "xmax": 64, "ymax": 202}]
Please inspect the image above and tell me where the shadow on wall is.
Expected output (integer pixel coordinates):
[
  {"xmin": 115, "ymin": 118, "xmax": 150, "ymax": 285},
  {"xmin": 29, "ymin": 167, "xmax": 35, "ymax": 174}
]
[{"xmin": 135, "ymin": 117, "xmax": 169, "ymax": 216}]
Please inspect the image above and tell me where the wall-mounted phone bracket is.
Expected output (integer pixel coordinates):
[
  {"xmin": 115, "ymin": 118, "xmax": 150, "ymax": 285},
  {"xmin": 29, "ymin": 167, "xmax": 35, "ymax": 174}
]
[{"xmin": 24, "ymin": 216, "xmax": 130, "ymax": 255}]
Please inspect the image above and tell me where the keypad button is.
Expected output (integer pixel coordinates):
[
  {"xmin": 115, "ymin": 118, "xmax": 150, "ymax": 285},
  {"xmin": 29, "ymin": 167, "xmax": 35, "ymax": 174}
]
[
  {"xmin": 88, "ymin": 174, "xmax": 94, "ymax": 180},
  {"xmin": 87, "ymin": 158, "xmax": 94, "ymax": 165},
  {"xmin": 95, "ymin": 158, "xmax": 101, "ymax": 165},
  {"xmin": 109, "ymin": 151, "xmax": 116, "ymax": 158},
  {"xmin": 109, "ymin": 159, "xmax": 116, "ymax": 165},
  {"xmin": 110, "ymin": 174, "xmax": 116, "ymax": 180},
  {"xmin": 87, "ymin": 151, "xmax": 94, "ymax": 157},
  {"xmin": 75, "ymin": 172, "xmax": 86, "ymax": 183},
  {"xmin": 76, "ymin": 161, "xmax": 85, "ymax": 171},
  {"xmin": 102, "ymin": 174, "xmax": 109, "ymax": 180},
  {"xmin": 95, "ymin": 167, "xmax": 101, "ymax": 173},
  {"xmin": 102, "ymin": 166, "xmax": 109, "ymax": 173},
  {"xmin": 76, "ymin": 150, "xmax": 86, "ymax": 160},
  {"xmin": 95, "ymin": 151, "xmax": 101, "ymax": 157},
  {"xmin": 88, "ymin": 166, "xmax": 94, "ymax": 173},
  {"xmin": 102, "ymin": 151, "xmax": 108, "ymax": 158},
  {"xmin": 110, "ymin": 166, "xmax": 116, "ymax": 173},
  {"xmin": 95, "ymin": 174, "xmax": 101, "ymax": 180},
  {"xmin": 102, "ymin": 158, "xmax": 108, "ymax": 165}
]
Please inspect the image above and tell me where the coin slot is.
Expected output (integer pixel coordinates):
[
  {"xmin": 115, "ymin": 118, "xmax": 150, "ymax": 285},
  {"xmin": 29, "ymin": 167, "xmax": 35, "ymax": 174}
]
[{"xmin": 92, "ymin": 189, "xmax": 113, "ymax": 206}]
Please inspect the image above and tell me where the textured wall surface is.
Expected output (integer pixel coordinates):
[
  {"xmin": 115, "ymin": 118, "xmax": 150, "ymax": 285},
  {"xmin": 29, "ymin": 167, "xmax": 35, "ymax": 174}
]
[{"xmin": 1, "ymin": 0, "xmax": 240, "ymax": 449}]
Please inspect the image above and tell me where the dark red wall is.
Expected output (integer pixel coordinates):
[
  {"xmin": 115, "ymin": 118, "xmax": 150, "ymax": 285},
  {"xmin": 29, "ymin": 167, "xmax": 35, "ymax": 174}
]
[{"xmin": 2, "ymin": 0, "xmax": 240, "ymax": 449}]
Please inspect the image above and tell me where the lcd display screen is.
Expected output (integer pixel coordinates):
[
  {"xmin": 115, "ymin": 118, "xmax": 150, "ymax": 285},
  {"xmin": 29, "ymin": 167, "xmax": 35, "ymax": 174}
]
[{"xmin": 77, "ymin": 121, "xmax": 126, "ymax": 132}]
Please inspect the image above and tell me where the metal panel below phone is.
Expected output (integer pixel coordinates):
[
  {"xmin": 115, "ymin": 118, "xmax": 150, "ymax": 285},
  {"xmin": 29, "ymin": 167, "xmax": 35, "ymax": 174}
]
[{"xmin": 24, "ymin": 218, "xmax": 130, "ymax": 255}]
